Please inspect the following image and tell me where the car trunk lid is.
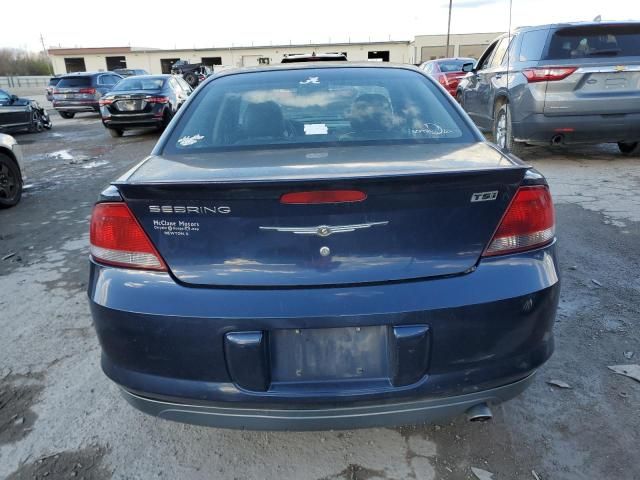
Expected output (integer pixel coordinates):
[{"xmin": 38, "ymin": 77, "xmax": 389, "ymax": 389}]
[{"xmin": 116, "ymin": 143, "xmax": 528, "ymax": 287}]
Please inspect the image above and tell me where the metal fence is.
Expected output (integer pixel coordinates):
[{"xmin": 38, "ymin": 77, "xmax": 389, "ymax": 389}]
[{"xmin": 0, "ymin": 76, "xmax": 51, "ymax": 89}]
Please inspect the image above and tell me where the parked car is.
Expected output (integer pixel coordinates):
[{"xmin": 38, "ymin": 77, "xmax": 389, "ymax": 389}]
[
  {"xmin": 282, "ymin": 53, "xmax": 348, "ymax": 63},
  {"xmin": 457, "ymin": 21, "xmax": 640, "ymax": 155},
  {"xmin": 113, "ymin": 68, "xmax": 150, "ymax": 77},
  {"xmin": 88, "ymin": 63, "xmax": 559, "ymax": 430},
  {"xmin": 419, "ymin": 57, "xmax": 475, "ymax": 96},
  {"xmin": 46, "ymin": 76, "xmax": 61, "ymax": 101},
  {"xmin": 99, "ymin": 74, "xmax": 192, "ymax": 137},
  {"xmin": 0, "ymin": 133, "xmax": 24, "ymax": 208},
  {"xmin": 170, "ymin": 60, "xmax": 212, "ymax": 87},
  {"xmin": 0, "ymin": 89, "xmax": 52, "ymax": 133},
  {"xmin": 53, "ymin": 72, "xmax": 123, "ymax": 119}
]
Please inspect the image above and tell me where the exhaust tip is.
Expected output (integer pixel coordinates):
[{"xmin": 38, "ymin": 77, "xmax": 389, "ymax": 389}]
[
  {"xmin": 551, "ymin": 134, "xmax": 564, "ymax": 145},
  {"xmin": 466, "ymin": 403, "xmax": 493, "ymax": 422}
]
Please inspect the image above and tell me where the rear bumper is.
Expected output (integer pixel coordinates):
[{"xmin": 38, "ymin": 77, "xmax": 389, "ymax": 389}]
[
  {"xmin": 88, "ymin": 243, "xmax": 560, "ymax": 429},
  {"xmin": 513, "ymin": 112, "xmax": 640, "ymax": 144},
  {"xmin": 119, "ymin": 373, "xmax": 535, "ymax": 430},
  {"xmin": 101, "ymin": 106, "xmax": 165, "ymax": 129},
  {"xmin": 53, "ymin": 100, "xmax": 99, "ymax": 112}
]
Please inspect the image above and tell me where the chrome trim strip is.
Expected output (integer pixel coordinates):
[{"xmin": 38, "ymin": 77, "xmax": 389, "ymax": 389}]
[
  {"xmin": 259, "ymin": 221, "xmax": 389, "ymax": 237},
  {"xmin": 575, "ymin": 65, "xmax": 640, "ymax": 74}
]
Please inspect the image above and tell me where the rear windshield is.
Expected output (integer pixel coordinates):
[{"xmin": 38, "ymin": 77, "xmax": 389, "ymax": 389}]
[
  {"xmin": 57, "ymin": 76, "xmax": 92, "ymax": 88},
  {"xmin": 48, "ymin": 78, "xmax": 60, "ymax": 86},
  {"xmin": 438, "ymin": 60, "xmax": 472, "ymax": 72},
  {"xmin": 282, "ymin": 56, "xmax": 347, "ymax": 63},
  {"xmin": 163, "ymin": 67, "xmax": 473, "ymax": 154},
  {"xmin": 112, "ymin": 77, "xmax": 165, "ymax": 91},
  {"xmin": 545, "ymin": 24, "xmax": 640, "ymax": 59}
]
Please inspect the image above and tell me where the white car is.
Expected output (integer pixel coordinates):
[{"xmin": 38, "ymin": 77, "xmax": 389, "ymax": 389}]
[{"xmin": 0, "ymin": 133, "xmax": 24, "ymax": 208}]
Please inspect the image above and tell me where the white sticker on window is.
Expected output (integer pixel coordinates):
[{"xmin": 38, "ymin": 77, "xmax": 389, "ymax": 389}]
[
  {"xmin": 304, "ymin": 123, "xmax": 328, "ymax": 135},
  {"xmin": 299, "ymin": 76, "xmax": 320, "ymax": 85},
  {"xmin": 178, "ymin": 134, "xmax": 205, "ymax": 146}
]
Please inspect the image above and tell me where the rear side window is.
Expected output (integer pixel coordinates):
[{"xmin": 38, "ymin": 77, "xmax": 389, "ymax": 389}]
[
  {"xmin": 544, "ymin": 24, "xmax": 640, "ymax": 59},
  {"xmin": 163, "ymin": 68, "xmax": 475, "ymax": 155},
  {"xmin": 48, "ymin": 78, "xmax": 60, "ymax": 86},
  {"xmin": 519, "ymin": 29, "xmax": 549, "ymax": 62},
  {"xmin": 57, "ymin": 76, "xmax": 91, "ymax": 88}
]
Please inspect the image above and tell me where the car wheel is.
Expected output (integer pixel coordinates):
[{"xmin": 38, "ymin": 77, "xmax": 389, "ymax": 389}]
[
  {"xmin": 29, "ymin": 111, "xmax": 44, "ymax": 132},
  {"xmin": 184, "ymin": 73, "xmax": 198, "ymax": 88},
  {"xmin": 493, "ymin": 103, "xmax": 524, "ymax": 156},
  {"xmin": 160, "ymin": 109, "xmax": 173, "ymax": 131},
  {"xmin": 617, "ymin": 142, "xmax": 638, "ymax": 156},
  {"xmin": 108, "ymin": 128, "xmax": 123, "ymax": 138},
  {"xmin": 0, "ymin": 153, "xmax": 22, "ymax": 208},
  {"xmin": 59, "ymin": 111, "xmax": 75, "ymax": 119}
]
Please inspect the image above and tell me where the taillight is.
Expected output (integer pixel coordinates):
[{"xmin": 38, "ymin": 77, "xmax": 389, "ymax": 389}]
[
  {"xmin": 53, "ymin": 89, "xmax": 61, "ymax": 94},
  {"xmin": 145, "ymin": 96, "xmax": 169, "ymax": 104},
  {"xmin": 79, "ymin": 88, "xmax": 96, "ymax": 94},
  {"xmin": 438, "ymin": 74, "xmax": 449, "ymax": 86},
  {"xmin": 90, "ymin": 203, "xmax": 166, "ymax": 271},
  {"xmin": 99, "ymin": 98, "xmax": 113, "ymax": 106},
  {"xmin": 280, "ymin": 190, "xmax": 367, "ymax": 204},
  {"xmin": 483, "ymin": 186, "xmax": 555, "ymax": 257},
  {"xmin": 523, "ymin": 67, "xmax": 577, "ymax": 83}
]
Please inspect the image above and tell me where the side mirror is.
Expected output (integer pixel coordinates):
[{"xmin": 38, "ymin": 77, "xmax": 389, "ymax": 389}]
[
  {"xmin": 461, "ymin": 62, "xmax": 475, "ymax": 73},
  {"xmin": 10, "ymin": 94, "xmax": 19, "ymax": 102}
]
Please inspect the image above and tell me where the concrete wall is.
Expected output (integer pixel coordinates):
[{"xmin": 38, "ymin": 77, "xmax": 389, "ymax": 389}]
[{"xmin": 412, "ymin": 32, "xmax": 503, "ymax": 62}]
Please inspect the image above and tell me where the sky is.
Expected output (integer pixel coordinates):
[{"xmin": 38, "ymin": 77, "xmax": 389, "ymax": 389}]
[{"xmin": 1, "ymin": 0, "xmax": 638, "ymax": 51}]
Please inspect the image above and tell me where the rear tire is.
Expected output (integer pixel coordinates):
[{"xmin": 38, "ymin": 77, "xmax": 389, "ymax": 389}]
[
  {"xmin": 184, "ymin": 72, "xmax": 198, "ymax": 88},
  {"xmin": 0, "ymin": 153, "xmax": 22, "ymax": 208},
  {"xmin": 59, "ymin": 111, "xmax": 75, "ymax": 119},
  {"xmin": 617, "ymin": 142, "xmax": 638, "ymax": 156},
  {"xmin": 493, "ymin": 103, "xmax": 524, "ymax": 156},
  {"xmin": 108, "ymin": 128, "xmax": 123, "ymax": 138}
]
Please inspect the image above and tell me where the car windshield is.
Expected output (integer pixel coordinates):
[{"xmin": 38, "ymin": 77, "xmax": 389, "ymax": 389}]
[
  {"xmin": 57, "ymin": 76, "xmax": 91, "ymax": 88},
  {"xmin": 438, "ymin": 60, "xmax": 472, "ymax": 72},
  {"xmin": 163, "ymin": 67, "xmax": 473, "ymax": 154},
  {"xmin": 112, "ymin": 77, "xmax": 165, "ymax": 91},
  {"xmin": 545, "ymin": 24, "xmax": 640, "ymax": 59}
]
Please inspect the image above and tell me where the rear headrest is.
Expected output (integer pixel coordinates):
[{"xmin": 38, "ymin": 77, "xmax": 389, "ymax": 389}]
[
  {"xmin": 348, "ymin": 93, "xmax": 394, "ymax": 132},
  {"xmin": 243, "ymin": 101, "xmax": 285, "ymax": 138}
]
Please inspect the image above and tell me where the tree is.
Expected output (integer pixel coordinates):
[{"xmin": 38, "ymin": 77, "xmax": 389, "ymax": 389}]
[{"xmin": 0, "ymin": 48, "xmax": 52, "ymax": 76}]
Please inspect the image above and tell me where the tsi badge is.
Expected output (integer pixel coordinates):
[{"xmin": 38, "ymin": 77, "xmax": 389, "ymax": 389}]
[{"xmin": 470, "ymin": 191, "xmax": 498, "ymax": 203}]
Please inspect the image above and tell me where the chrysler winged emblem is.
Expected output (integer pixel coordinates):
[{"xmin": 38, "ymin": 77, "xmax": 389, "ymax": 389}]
[{"xmin": 259, "ymin": 221, "xmax": 389, "ymax": 237}]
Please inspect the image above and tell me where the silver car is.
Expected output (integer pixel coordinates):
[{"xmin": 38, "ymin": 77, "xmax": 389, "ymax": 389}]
[
  {"xmin": 0, "ymin": 133, "xmax": 25, "ymax": 208},
  {"xmin": 457, "ymin": 21, "xmax": 640, "ymax": 155}
]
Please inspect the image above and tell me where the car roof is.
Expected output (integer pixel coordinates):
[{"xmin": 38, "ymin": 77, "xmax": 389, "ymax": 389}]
[
  {"xmin": 59, "ymin": 71, "xmax": 121, "ymax": 77},
  {"xmin": 513, "ymin": 20, "xmax": 640, "ymax": 33},
  {"xmin": 211, "ymin": 62, "xmax": 419, "ymax": 78}
]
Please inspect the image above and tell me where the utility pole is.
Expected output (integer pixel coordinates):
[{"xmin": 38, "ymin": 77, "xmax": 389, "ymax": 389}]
[
  {"xmin": 40, "ymin": 33, "xmax": 54, "ymax": 75},
  {"xmin": 445, "ymin": 0, "xmax": 453, "ymax": 58}
]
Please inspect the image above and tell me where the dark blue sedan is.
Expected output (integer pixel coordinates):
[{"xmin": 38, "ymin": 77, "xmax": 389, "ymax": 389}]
[{"xmin": 88, "ymin": 64, "xmax": 559, "ymax": 430}]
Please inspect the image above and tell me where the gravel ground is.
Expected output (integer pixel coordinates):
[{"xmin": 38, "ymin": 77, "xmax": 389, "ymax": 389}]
[{"xmin": 0, "ymin": 113, "xmax": 638, "ymax": 480}]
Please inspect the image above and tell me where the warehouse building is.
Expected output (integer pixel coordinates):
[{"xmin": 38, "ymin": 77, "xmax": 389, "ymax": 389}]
[{"xmin": 47, "ymin": 33, "xmax": 503, "ymax": 75}]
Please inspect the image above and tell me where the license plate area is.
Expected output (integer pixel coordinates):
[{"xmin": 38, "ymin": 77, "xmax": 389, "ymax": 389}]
[{"xmin": 270, "ymin": 326, "xmax": 389, "ymax": 383}]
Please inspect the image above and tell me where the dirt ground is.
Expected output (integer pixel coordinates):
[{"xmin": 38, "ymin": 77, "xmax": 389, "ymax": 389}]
[{"xmin": 0, "ymin": 106, "xmax": 638, "ymax": 479}]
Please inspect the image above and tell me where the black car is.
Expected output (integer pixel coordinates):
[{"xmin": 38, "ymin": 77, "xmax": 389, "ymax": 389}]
[
  {"xmin": 114, "ymin": 68, "xmax": 150, "ymax": 77},
  {"xmin": 0, "ymin": 89, "xmax": 52, "ymax": 133},
  {"xmin": 53, "ymin": 72, "xmax": 123, "ymax": 119},
  {"xmin": 99, "ymin": 75, "xmax": 192, "ymax": 137}
]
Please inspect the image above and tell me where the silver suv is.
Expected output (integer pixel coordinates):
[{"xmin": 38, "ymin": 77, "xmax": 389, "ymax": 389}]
[{"xmin": 457, "ymin": 22, "xmax": 640, "ymax": 155}]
